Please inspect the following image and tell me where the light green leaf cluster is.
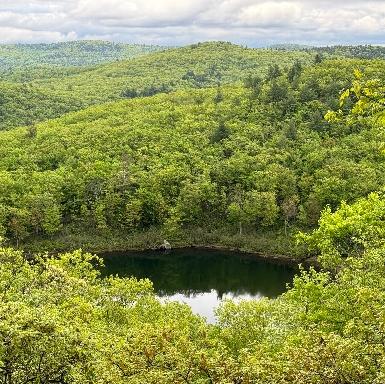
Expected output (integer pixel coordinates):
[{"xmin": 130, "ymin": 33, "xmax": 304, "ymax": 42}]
[
  {"xmin": 298, "ymin": 191, "xmax": 385, "ymax": 267},
  {"xmin": 326, "ymin": 68, "xmax": 385, "ymax": 128}
]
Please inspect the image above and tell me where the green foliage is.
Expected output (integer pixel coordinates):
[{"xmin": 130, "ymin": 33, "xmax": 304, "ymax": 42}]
[
  {"xmin": 0, "ymin": 41, "xmax": 313, "ymax": 129},
  {"xmin": 298, "ymin": 192, "xmax": 385, "ymax": 267},
  {"xmin": 0, "ymin": 59, "xmax": 384, "ymax": 248},
  {"xmin": 268, "ymin": 43, "xmax": 385, "ymax": 60},
  {"xmin": 326, "ymin": 69, "xmax": 385, "ymax": 127},
  {"xmin": 287, "ymin": 59, "xmax": 303, "ymax": 81},
  {"xmin": 2, "ymin": 40, "xmax": 385, "ymax": 383},
  {"xmin": 265, "ymin": 77, "xmax": 289, "ymax": 102},
  {"xmin": 0, "ymin": 82, "xmax": 86, "ymax": 130},
  {"xmin": 0, "ymin": 41, "xmax": 385, "ymax": 254},
  {"xmin": 265, "ymin": 63, "xmax": 282, "ymax": 81},
  {"xmin": 3, "ymin": 241, "xmax": 385, "ymax": 383},
  {"xmin": 244, "ymin": 73, "xmax": 263, "ymax": 98},
  {"xmin": 314, "ymin": 52, "xmax": 323, "ymax": 64},
  {"xmin": 312, "ymin": 44, "xmax": 385, "ymax": 60},
  {"xmin": 0, "ymin": 40, "xmax": 171, "ymax": 69}
]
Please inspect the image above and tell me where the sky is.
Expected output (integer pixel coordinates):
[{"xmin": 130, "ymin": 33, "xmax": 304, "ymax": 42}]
[{"xmin": 0, "ymin": 0, "xmax": 384, "ymax": 47}]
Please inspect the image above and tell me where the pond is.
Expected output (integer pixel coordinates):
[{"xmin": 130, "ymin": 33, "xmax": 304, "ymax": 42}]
[{"xmin": 99, "ymin": 247, "xmax": 298, "ymax": 323}]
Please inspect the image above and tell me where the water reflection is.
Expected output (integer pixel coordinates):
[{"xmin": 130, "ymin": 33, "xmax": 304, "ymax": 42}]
[
  {"xmin": 100, "ymin": 248, "xmax": 298, "ymax": 322},
  {"xmin": 162, "ymin": 290, "xmax": 264, "ymax": 323}
]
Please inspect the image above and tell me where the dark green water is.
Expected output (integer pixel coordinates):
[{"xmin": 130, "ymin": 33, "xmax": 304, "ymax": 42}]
[{"xmin": 100, "ymin": 248, "xmax": 298, "ymax": 322}]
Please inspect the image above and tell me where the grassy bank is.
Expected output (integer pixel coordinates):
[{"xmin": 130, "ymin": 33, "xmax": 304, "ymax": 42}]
[{"xmin": 15, "ymin": 225, "xmax": 309, "ymax": 259}]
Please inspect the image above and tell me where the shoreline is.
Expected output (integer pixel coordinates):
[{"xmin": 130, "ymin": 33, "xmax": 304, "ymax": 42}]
[
  {"xmin": 17, "ymin": 226, "xmax": 320, "ymax": 268},
  {"xmin": 95, "ymin": 244, "xmax": 321, "ymax": 269}
]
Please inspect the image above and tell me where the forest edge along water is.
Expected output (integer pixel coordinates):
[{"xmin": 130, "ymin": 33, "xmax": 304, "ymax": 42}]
[{"xmin": 99, "ymin": 247, "xmax": 300, "ymax": 323}]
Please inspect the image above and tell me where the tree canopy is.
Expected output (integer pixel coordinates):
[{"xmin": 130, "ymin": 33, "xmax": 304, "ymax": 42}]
[
  {"xmin": 1, "ymin": 39, "xmax": 385, "ymax": 382},
  {"xmin": 0, "ymin": 51, "xmax": 384, "ymax": 253}
]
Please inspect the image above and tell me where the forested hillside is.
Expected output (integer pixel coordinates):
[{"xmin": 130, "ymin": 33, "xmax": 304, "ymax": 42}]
[
  {"xmin": 0, "ymin": 42, "xmax": 314, "ymax": 129},
  {"xmin": 0, "ymin": 55, "xmax": 384, "ymax": 253},
  {"xmin": 2, "ymin": 39, "xmax": 385, "ymax": 382},
  {"xmin": 268, "ymin": 43, "xmax": 385, "ymax": 60},
  {"xmin": 3, "ymin": 42, "xmax": 383, "ymax": 130},
  {"xmin": 311, "ymin": 44, "xmax": 385, "ymax": 60},
  {"xmin": 0, "ymin": 40, "xmax": 171, "ymax": 69}
]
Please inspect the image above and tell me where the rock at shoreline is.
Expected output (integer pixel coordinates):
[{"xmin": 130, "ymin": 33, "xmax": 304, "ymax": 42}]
[{"xmin": 159, "ymin": 239, "xmax": 171, "ymax": 250}]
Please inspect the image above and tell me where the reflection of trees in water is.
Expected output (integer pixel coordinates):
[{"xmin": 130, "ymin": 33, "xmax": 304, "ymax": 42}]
[
  {"xmin": 157, "ymin": 289, "xmax": 264, "ymax": 300},
  {"xmin": 157, "ymin": 289, "xmax": 208, "ymax": 298},
  {"xmin": 101, "ymin": 249, "xmax": 297, "ymax": 299}
]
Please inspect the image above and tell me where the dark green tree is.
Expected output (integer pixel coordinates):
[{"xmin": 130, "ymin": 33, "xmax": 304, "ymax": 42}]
[{"xmin": 265, "ymin": 64, "xmax": 282, "ymax": 81}]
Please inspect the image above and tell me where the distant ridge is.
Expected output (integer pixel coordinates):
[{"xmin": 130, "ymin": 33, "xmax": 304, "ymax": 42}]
[
  {"xmin": 2, "ymin": 40, "xmax": 385, "ymax": 70},
  {"xmin": 0, "ymin": 40, "xmax": 173, "ymax": 68},
  {"xmin": 265, "ymin": 43, "xmax": 385, "ymax": 60},
  {"xmin": 0, "ymin": 41, "xmax": 313, "ymax": 129},
  {"xmin": 265, "ymin": 43, "xmax": 315, "ymax": 51}
]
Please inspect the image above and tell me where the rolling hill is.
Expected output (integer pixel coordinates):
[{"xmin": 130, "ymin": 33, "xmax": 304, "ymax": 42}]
[
  {"xmin": 0, "ymin": 41, "xmax": 315, "ymax": 129},
  {"xmin": 0, "ymin": 40, "xmax": 171, "ymax": 69}
]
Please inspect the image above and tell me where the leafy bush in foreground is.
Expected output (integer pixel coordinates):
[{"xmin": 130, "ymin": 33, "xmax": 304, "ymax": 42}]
[{"xmin": 3, "ymin": 201, "xmax": 385, "ymax": 383}]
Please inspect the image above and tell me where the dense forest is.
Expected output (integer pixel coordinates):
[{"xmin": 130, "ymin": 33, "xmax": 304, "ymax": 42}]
[
  {"xmin": 0, "ymin": 42, "xmax": 314, "ymax": 129},
  {"xmin": 3, "ymin": 42, "xmax": 385, "ymax": 130},
  {"xmin": 0, "ymin": 40, "xmax": 171, "ymax": 69},
  {"xmin": 1, "ymin": 40, "xmax": 385, "ymax": 382},
  {"xmin": 269, "ymin": 43, "xmax": 385, "ymax": 60},
  {"xmin": 2, "ymin": 193, "xmax": 385, "ymax": 382},
  {"xmin": 0, "ymin": 44, "xmax": 384, "ymax": 254}
]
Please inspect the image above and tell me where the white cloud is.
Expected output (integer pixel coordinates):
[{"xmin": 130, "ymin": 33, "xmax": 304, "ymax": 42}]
[
  {"xmin": 69, "ymin": 0, "xmax": 212, "ymax": 27},
  {"xmin": 70, "ymin": 0, "xmax": 138, "ymax": 20},
  {"xmin": 239, "ymin": 2, "xmax": 302, "ymax": 27},
  {"xmin": 0, "ymin": 0, "xmax": 384, "ymax": 46},
  {"xmin": 0, "ymin": 26, "xmax": 77, "ymax": 43}
]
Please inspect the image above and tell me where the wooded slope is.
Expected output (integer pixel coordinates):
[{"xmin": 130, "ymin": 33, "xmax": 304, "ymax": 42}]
[
  {"xmin": 1, "ymin": 57, "xmax": 384, "ymax": 251},
  {"xmin": 0, "ymin": 42, "xmax": 314, "ymax": 129},
  {"xmin": 0, "ymin": 40, "xmax": 171, "ymax": 69}
]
